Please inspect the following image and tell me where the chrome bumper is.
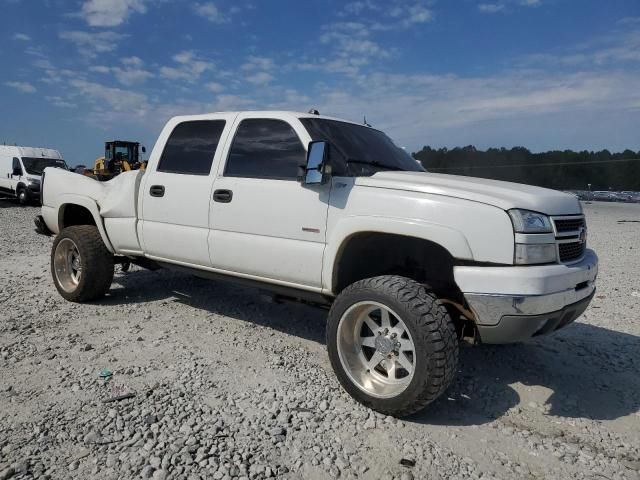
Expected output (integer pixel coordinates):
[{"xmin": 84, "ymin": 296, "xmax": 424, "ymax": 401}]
[
  {"xmin": 465, "ymin": 280, "xmax": 595, "ymax": 324},
  {"xmin": 457, "ymin": 249, "xmax": 598, "ymax": 344}
]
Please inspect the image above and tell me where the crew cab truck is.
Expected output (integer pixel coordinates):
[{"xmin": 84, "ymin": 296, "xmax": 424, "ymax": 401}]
[
  {"xmin": 0, "ymin": 145, "xmax": 67, "ymax": 204},
  {"xmin": 36, "ymin": 111, "xmax": 598, "ymax": 417}
]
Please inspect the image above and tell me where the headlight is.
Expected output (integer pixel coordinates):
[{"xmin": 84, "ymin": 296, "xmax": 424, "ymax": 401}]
[
  {"xmin": 27, "ymin": 178, "xmax": 41, "ymax": 186},
  {"xmin": 508, "ymin": 209, "xmax": 552, "ymax": 233},
  {"xmin": 515, "ymin": 244, "xmax": 557, "ymax": 265}
]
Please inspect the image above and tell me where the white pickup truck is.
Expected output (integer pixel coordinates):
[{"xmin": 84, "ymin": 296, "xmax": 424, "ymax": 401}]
[{"xmin": 36, "ymin": 110, "xmax": 598, "ymax": 416}]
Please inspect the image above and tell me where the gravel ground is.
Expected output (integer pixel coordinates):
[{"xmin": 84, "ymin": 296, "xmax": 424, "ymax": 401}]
[{"xmin": 0, "ymin": 199, "xmax": 639, "ymax": 480}]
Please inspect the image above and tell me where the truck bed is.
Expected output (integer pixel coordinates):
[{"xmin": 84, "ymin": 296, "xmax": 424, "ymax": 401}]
[{"xmin": 42, "ymin": 168, "xmax": 144, "ymax": 254}]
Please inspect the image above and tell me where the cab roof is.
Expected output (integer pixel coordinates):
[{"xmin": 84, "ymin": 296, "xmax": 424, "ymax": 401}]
[{"xmin": 168, "ymin": 110, "xmax": 372, "ymax": 129}]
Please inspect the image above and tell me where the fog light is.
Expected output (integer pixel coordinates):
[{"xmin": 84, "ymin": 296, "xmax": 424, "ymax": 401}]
[{"xmin": 515, "ymin": 243, "xmax": 557, "ymax": 265}]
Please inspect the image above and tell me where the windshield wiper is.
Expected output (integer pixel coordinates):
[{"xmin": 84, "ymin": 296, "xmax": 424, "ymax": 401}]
[{"xmin": 345, "ymin": 158, "xmax": 403, "ymax": 171}]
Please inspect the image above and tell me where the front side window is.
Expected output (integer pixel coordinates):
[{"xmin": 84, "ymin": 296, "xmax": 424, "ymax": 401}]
[
  {"xmin": 225, "ymin": 119, "xmax": 306, "ymax": 180},
  {"xmin": 300, "ymin": 118, "xmax": 424, "ymax": 177},
  {"xmin": 157, "ymin": 120, "xmax": 226, "ymax": 175},
  {"xmin": 21, "ymin": 157, "xmax": 68, "ymax": 175}
]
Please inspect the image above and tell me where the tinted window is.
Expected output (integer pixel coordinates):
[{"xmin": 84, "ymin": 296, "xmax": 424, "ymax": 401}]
[
  {"xmin": 300, "ymin": 118, "xmax": 423, "ymax": 177},
  {"xmin": 225, "ymin": 119, "xmax": 305, "ymax": 180},
  {"xmin": 157, "ymin": 120, "xmax": 226, "ymax": 175}
]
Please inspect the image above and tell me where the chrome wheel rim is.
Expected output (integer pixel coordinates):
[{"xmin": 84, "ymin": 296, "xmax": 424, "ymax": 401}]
[
  {"xmin": 336, "ymin": 301, "xmax": 416, "ymax": 399},
  {"xmin": 53, "ymin": 238, "xmax": 82, "ymax": 293}
]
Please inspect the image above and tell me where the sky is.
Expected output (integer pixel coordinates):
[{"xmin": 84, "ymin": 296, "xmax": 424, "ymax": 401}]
[{"xmin": 1, "ymin": 0, "xmax": 639, "ymax": 166}]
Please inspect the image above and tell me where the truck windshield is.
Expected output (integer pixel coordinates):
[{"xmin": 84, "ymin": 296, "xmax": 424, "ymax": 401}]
[
  {"xmin": 22, "ymin": 157, "xmax": 69, "ymax": 175},
  {"xmin": 300, "ymin": 118, "xmax": 424, "ymax": 176}
]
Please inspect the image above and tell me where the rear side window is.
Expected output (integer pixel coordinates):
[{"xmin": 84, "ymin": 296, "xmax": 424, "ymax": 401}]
[
  {"xmin": 157, "ymin": 120, "xmax": 226, "ymax": 175},
  {"xmin": 225, "ymin": 119, "xmax": 305, "ymax": 180}
]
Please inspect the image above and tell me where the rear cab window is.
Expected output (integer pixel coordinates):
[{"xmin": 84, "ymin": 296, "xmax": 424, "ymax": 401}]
[
  {"xmin": 157, "ymin": 120, "xmax": 226, "ymax": 175},
  {"xmin": 224, "ymin": 118, "xmax": 306, "ymax": 180}
]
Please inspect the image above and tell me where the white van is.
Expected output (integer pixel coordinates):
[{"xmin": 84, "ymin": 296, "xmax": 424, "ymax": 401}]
[{"xmin": 0, "ymin": 146, "xmax": 68, "ymax": 204}]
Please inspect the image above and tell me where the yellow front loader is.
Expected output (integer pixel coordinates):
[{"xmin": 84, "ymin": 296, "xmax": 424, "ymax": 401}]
[{"xmin": 86, "ymin": 141, "xmax": 146, "ymax": 181}]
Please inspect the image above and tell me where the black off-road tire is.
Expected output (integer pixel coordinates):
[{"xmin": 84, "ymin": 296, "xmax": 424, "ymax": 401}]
[
  {"xmin": 51, "ymin": 225, "xmax": 114, "ymax": 302},
  {"xmin": 326, "ymin": 275, "xmax": 459, "ymax": 417}
]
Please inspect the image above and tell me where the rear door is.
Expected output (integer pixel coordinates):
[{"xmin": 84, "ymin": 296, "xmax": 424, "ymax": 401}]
[
  {"xmin": 208, "ymin": 114, "xmax": 330, "ymax": 289},
  {"xmin": 140, "ymin": 115, "xmax": 234, "ymax": 266}
]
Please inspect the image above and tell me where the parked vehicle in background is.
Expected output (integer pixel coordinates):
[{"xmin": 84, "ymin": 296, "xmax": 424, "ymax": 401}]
[
  {"xmin": 36, "ymin": 110, "xmax": 598, "ymax": 416},
  {"xmin": 86, "ymin": 141, "xmax": 146, "ymax": 181},
  {"xmin": 0, "ymin": 145, "xmax": 67, "ymax": 204},
  {"xmin": 73, "ymin": 165, "xmax": 88, "ymax": 175}
]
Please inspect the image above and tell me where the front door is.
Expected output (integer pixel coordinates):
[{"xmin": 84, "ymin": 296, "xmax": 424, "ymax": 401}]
[
  {"xmin": 140, "ymin": 115, "xmax": 233, "ymax": 266},
  {"xmin": 208, "ymin": 115, "xmax": 330, "ymax": 289}
]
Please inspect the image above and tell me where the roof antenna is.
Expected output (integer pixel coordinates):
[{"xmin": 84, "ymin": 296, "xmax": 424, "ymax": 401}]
[
  {"xmin": 363, "ymin": 115, "xmax": 371, "ymax": 127},
  {"xmin": 308, "ymin": 108, "xmax": 320, "ymax": 115}
]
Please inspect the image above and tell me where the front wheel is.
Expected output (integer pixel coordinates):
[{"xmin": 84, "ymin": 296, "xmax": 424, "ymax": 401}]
[
  {"xmin": 51, "ymin": 225, "xmax": 114, "ymax": 302},
  {"xmin": 327, "ymin": 276, "xmax": 458, "ymax": 417},
  {"xmin": 17, "ymin": 188, "xmax": 28, "ymax": 205}
]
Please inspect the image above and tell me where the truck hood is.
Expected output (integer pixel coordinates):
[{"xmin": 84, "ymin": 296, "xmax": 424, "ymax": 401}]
[{"xmin": 355, "ymin": 171, "xmax": 581, "ymax": 215}]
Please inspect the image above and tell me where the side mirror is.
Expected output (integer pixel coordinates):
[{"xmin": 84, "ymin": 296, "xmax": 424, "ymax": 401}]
[
  {"xmin": 302, "ymin": 141, "xmax": 329, "ymax": 185},
  {"xmin": 141, "ymin": 146, "xmax": 146, "ymax": 153},
  {"xmin": 12, "ymin": 167, "xmax": 22, "ymax": 177}
]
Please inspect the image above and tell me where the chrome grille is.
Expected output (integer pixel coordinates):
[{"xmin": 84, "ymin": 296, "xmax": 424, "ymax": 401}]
[{"xmin": 551, "ymin": 215, "xmax": 587, "ymax": 264}]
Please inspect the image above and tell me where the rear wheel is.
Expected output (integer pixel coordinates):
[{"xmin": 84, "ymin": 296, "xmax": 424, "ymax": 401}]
[
  {"xmin": 51, "ymin": 225, "xmax": 114, "ymax": 302},
  {"xmin": 327, "ymin": 275, "xmax": 458, "ymax": 417}
]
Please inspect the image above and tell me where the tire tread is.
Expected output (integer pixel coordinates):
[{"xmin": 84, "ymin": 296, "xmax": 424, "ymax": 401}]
[
  {"xmin": 51, "ymin": 225, "xmax": 114, "ymax": 302},
  {"xmin": 327, "ymin": 275, "xmax": 458, "ymax": 417}
]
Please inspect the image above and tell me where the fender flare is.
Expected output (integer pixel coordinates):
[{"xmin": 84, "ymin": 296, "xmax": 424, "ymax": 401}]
[
  {"xmin": 55, "ymin": 194, "xmax": 115, "ymax": 253},
  {"xmin": 322, "ymin": 216, "xmax": 474, "ymax": 293}
]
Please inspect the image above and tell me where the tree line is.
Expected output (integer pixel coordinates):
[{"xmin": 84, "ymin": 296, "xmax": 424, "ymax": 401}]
[{"xmin": 413, "ymin": 146, "xmax": 640, "ymax": 191}]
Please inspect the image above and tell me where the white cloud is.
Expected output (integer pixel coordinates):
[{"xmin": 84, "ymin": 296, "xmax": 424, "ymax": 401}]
[
  {"xmin": 13, "ymin": 33, "xmax": 31, "ymax": 41},
  {"xmin": 59, "ymin": 30, "xmax": 122, "ymax": 57},
  {"xmin": 46, "ymin": 96, "xmax": 77, "ymax": 108},
  {"xmin": 159, "ymin": 51, "xmax": 214, "ymax": 81},
  {"xmin": 246, "ymin": 72, "xmax": 273, "ymax": 85},
  {"xmin": 193, "ymin": 2, "xmax": 230, "ymax": 23},
  {"xmin": 210, "ymin": 94, "xmax": 254, "ymax": 111},
  {"xmin": 478, "ymin": 0, "xmax": 541, "ymax": 13},
  {"xmin": 5, "ymin": 81, "xmax": 36, "ymax": 93},
  {"xmin": 387, "ymin": 4, "xmax": 433, "ymax": 27},
  {"xmin": 311, "ymin": 22, "xmax": 390, "ymax": 75},
  {"xmin": 478, "ymin": 3, "xmax": 505, "ymax": 13},
  {"xmin": 519, "ymin": 31, "xmax": 640, "ymax": 67},
  {"xmin": 88, "ymin": 57, "xmax": 152, "ymax": 85},
  {"xmin": 338, "ymin": 2, "xmax": 433, "ymax": 31},
  {"xmin": 90, "ymin": 65, "xmax": 111, "ymax": 73},
  {"xmin": 80, "ymin": 0, "xmax": 147, "ymax": 27},
  {"xmin": 618, "ymin": 17, "xmax": 640, "ymax": 25},
  {"xmin": 69, "ymin": 79, "xmax": 147, "ymax": 113},
  {"xmin": 309, "ymin": 68, "xmax": 640, "ymax": 152},
  {"xmin": 114, "ymin": 67, "xmax": 153, "ymax": 85},
  {"xmin": 241, "ymin": 56, "xmax": 275, "ymax": 71},
  {"xmin": 206, "ymin": 82, "xmax": 224, "ymax": 93},
  {"xmin": 342, "ymin": 1, "xmax": 378, "ymax": 15}
]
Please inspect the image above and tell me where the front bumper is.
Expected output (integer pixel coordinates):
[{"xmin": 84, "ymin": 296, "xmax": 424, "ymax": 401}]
[
  {"xmin": 455, "ymin": 249, "xmax": 598, "ymax": 344},
  {"xmin": 26, "ymin": 183, "xmax": 41, "ymax": 201}
]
